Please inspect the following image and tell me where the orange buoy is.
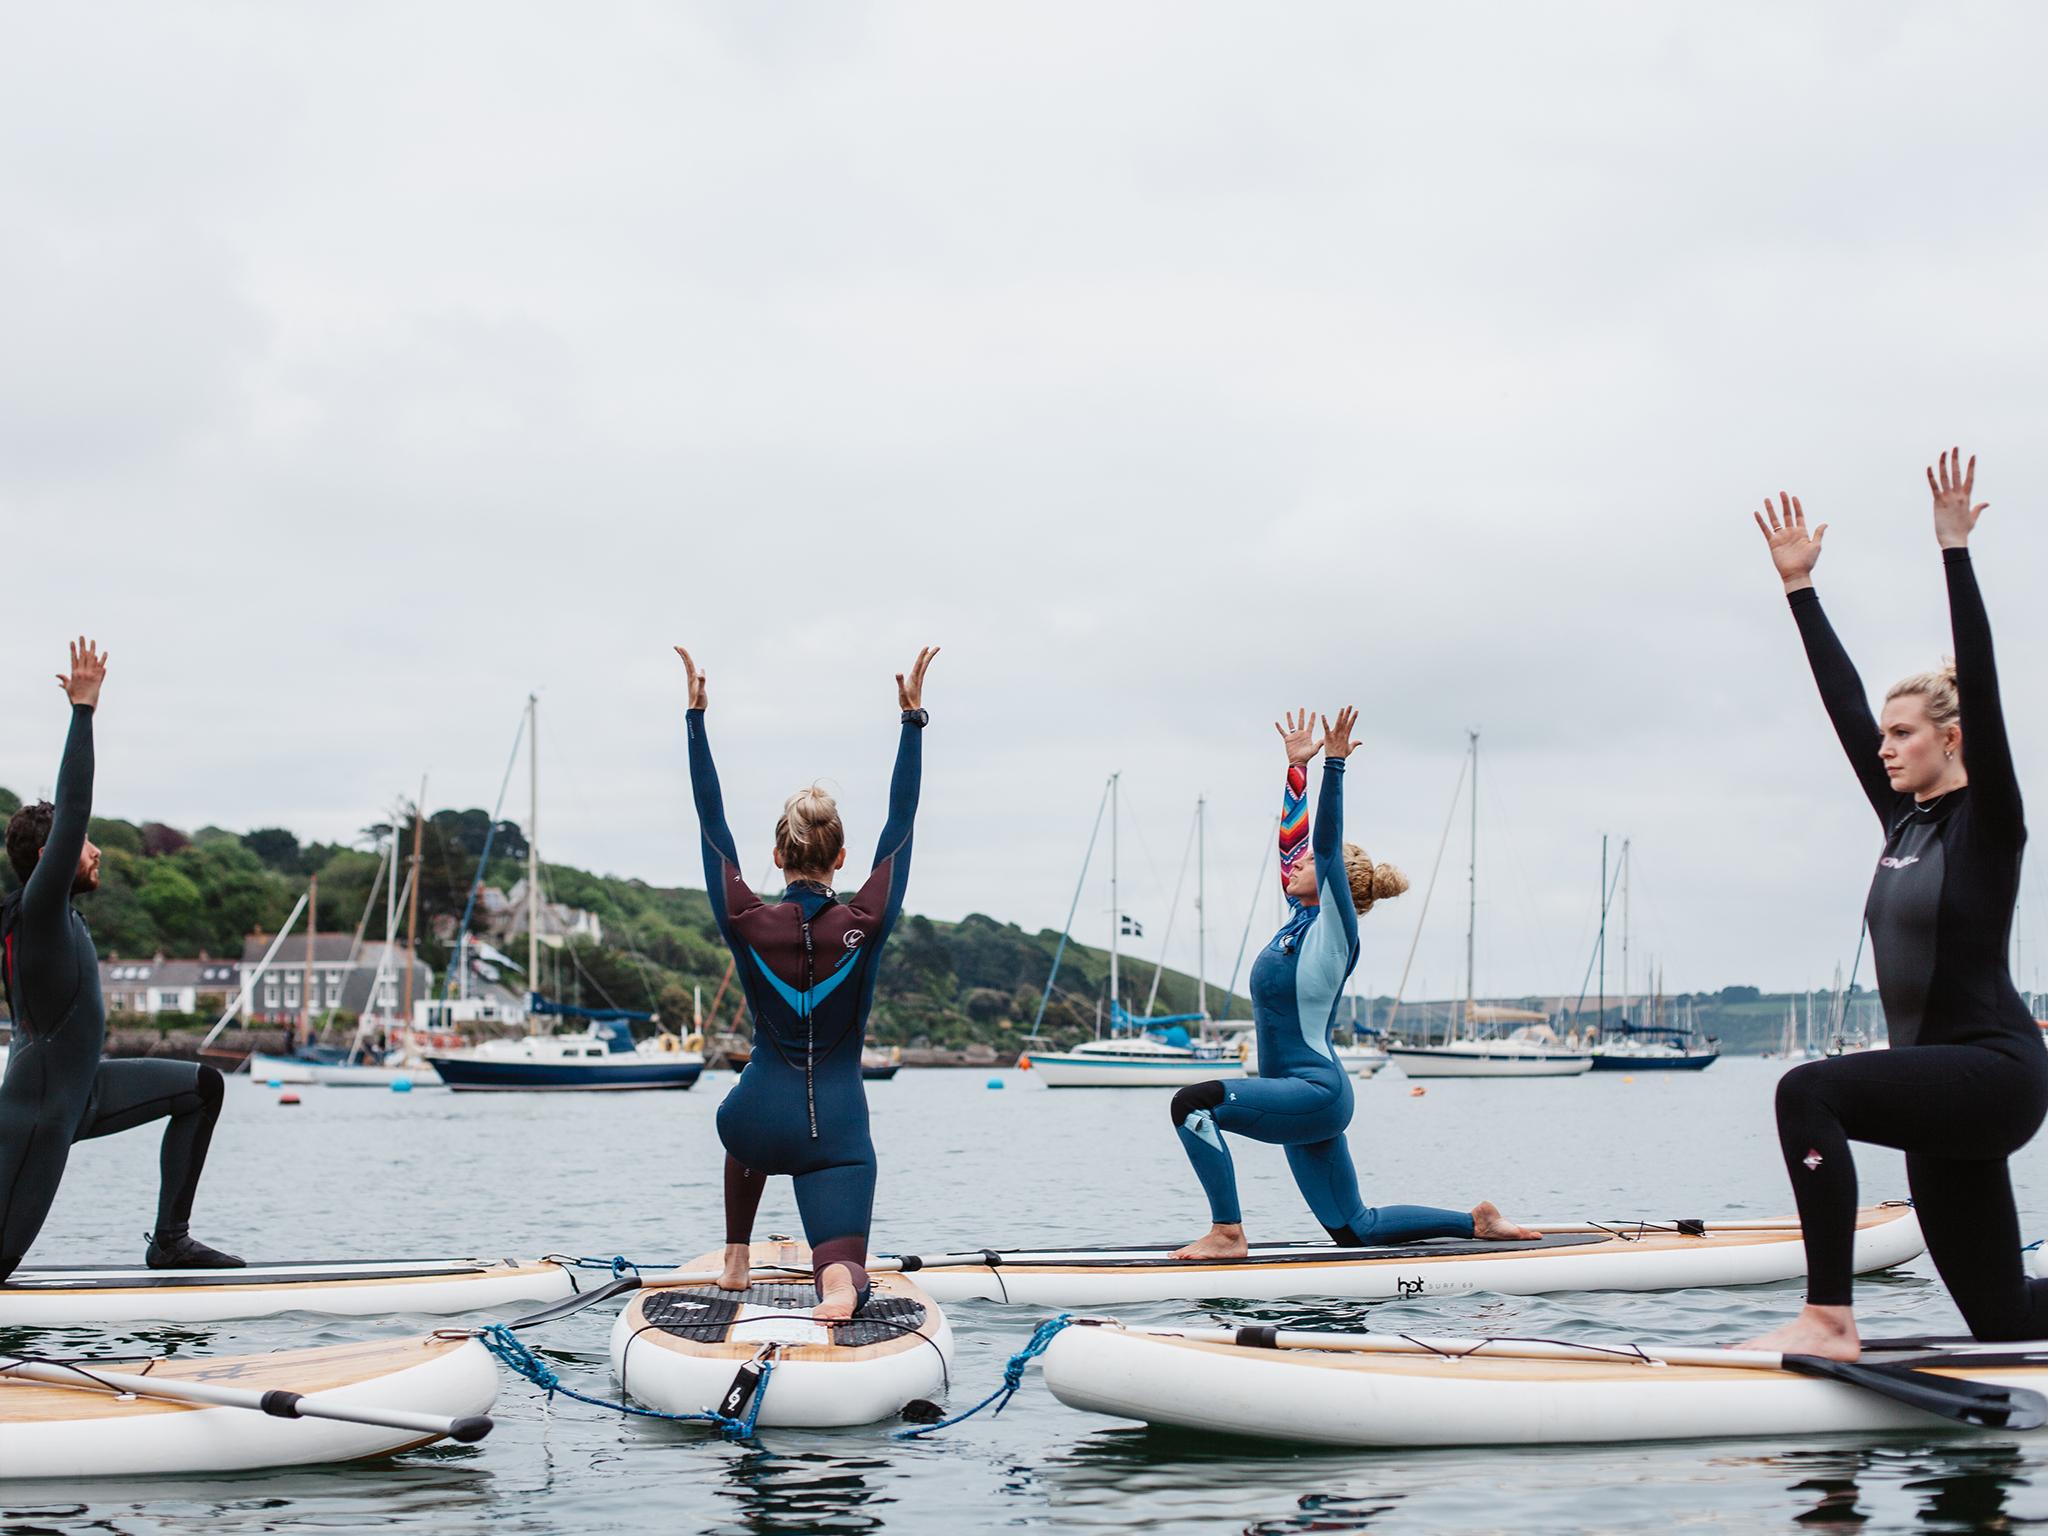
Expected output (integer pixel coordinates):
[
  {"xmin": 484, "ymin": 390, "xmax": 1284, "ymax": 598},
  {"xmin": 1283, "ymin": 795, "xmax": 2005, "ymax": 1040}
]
[
  {"xmin": 279, "ymin": 1092, "xmax": 302, "ymax": 1106},
  {"xmin": 1409, "ymin": 1086, "xmax": 1426, "ymax": 1097},
  {"xmin": 1017, "ymin": 1055, "xmax": 1032, "ymax": 1070}
]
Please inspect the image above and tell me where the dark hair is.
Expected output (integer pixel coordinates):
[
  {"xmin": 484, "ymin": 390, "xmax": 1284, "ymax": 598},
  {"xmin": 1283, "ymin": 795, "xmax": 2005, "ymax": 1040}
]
[{"xmin": 6, "ymin": 802, "xmax": 54, "ymax": 884}]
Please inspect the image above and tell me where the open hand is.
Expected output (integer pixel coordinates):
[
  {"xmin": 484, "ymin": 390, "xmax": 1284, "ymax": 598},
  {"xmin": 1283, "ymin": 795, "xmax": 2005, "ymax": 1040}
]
[
  {"xmin": 897, "ymin": 645, "xmax": 939, "ymax": 711},
  {"xmin": 1320, "ymin": 705, "xmax": 1361, "ymax": 760},
  {"xmin": 1276, "ymin": 707, "xmax": 1320, "ymax": 766},
  {"xmin": 1928, "ymin": 447, "xmax": 1988, "ymax": 550},
  {"xmin": 673, "ymin": 646, "xmax": 708, "ymax": 710},
  {"xmin": 56, "ymin": 637, "xmax": 108, "ymax": 710},
  {"xmin": 1752, "ymin": 491, "xmax": 1827, "ymax": 591}
]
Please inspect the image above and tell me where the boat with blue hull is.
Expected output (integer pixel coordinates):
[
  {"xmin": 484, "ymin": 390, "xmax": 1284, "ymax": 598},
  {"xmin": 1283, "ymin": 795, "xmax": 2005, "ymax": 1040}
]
[{"xmin": 425, "ymin": 1004, "xmax": 704, "ymax": 1091}]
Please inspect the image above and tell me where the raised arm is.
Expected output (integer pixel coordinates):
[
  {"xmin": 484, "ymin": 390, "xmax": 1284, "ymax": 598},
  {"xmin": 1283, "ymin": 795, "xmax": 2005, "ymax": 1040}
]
[
  {"xmin": 864, "ymin": 646, "xmax": 937, "ymax": 941},
  {"xmin": 1275, "ymin": 708, "xmax": 1315, "ymax": 889},
  {"xmin": 1930, "ymin": 449, "xmax": 2022, "ymax": 837},
  {"xmin": 1755, "ymin": 493, "xmax": 1893, "ymax": 822},
  {"xmin": 676, "ymin": 647, "xmax": 743, "ymax": 938},
  {"xmin": 1309, "ymin": 707, "xmax": 1360, "ymax": 955},
  {"xmin": 23, "ymin": 640, "xmax": 106, "ymax": 931}
]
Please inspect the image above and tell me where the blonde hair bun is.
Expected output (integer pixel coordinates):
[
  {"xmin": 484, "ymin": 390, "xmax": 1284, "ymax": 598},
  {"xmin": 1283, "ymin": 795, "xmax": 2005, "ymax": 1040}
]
[
  {"xmin": 1342, "ymin": 843, "xmax": 1409, "ymax": 915},
  {"xmin": 775, "ymin": 784, "xmax": 845, "ymax": 882},
  {"xmin": 1885, "ymin": 659, "xmax": 1961, "ymax": 733}
]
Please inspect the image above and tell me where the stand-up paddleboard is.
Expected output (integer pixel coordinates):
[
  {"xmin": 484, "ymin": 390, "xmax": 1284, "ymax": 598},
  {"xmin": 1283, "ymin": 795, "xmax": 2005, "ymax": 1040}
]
[
  {"xmin": 885, "ymin": 1204, "xmax": 1923, "ymax": 1306},
  {"xmin": 0, "ymin": 1257, "xmax": 577, "ymax": 1326},
  {"xmin": 1041, "ymin": 1322, "xmax": 2048, "ymax": 1447},
  {"xmin": 611, "ymin": 1244, "xmax": 952, "ymax": 1428},
  {"xmin": 0, "ymin": 1335, "xmax": 497, "ymax": 1478}
]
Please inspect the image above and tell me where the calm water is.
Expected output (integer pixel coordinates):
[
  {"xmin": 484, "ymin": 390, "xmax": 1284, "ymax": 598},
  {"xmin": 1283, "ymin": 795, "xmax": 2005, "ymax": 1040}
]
[{"xmin": 8, "ymin": 1058, "xmax": 2048, "ymax": 1535}]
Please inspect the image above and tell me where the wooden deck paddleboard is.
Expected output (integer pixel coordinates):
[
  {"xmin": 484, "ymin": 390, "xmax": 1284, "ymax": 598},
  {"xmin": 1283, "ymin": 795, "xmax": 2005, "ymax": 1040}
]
[
  {"xmin": 0, "ymin": 1257, "xmax": 575, "ymax": 1326},
  {"xmin": 891, "ymin": 1204, "xmax": 1924, "ymax": 1305},
  {"xmin": 0, "ymin": 1334, "xmax": 497, "ymax": 1477}
]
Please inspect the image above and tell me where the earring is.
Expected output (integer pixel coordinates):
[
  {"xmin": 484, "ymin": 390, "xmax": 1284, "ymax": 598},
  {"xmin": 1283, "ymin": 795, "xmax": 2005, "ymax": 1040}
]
[{"xmin": 1945, "ymin": 750, "xmax": 1955, "ymax": 760}]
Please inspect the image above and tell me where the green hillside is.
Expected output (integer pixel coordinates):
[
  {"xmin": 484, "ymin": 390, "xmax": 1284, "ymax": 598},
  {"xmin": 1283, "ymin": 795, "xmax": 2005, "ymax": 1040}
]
[{"xmin": 0, "ymin": 790, "xmax": 1245, "ymax": 1049}]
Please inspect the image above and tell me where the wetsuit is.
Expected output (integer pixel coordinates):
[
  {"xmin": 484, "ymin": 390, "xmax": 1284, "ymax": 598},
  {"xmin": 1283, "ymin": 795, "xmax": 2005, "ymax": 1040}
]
[
  {"xmin": 0, "ymin": 704, "xmax": 234, "ymax": 1280},
  {"xmin": 688, "ymin": 708, "xmax": 922, "ymax": 1298},
  {"xmin": 1778, "ymin": 548, "xmax": 2048, "ymax": 1335},
  {"xmin": 1172, "ymin": 757, "xmax": 1473, "ymax": 1245}
]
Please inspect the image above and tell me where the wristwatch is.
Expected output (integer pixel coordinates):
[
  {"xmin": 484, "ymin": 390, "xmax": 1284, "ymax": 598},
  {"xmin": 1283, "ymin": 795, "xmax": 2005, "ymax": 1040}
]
[{"xmin": 901, "ymin": 708, "xmax": 929, "ymax": 727}]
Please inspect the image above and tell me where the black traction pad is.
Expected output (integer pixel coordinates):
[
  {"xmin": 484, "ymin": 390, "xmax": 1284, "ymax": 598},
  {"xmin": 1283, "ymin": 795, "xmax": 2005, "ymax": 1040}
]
[{"xmin": 640, "ymin": 1284, "xmax": 928, "ymax": 1349}]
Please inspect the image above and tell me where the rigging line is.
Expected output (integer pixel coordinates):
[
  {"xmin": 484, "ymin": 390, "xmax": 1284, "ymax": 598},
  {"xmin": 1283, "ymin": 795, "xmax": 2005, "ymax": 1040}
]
[
  {"xmin": 438, "ymin": 709, "xmax": 530, "ymax": 1005},
  {"xmin": 1475, "ymin": 754, "xmax": 1565, "ymax": 1005},
  {"xmin": 1222, "ymin": 813, "xmax": 1283, "ymax": 1011},
  {"xmin": 1385, "ymin": 749, "xmax": 1470, "ymax": 1030},
  {"xmin": 1569, "ymin": 854, "xmax": 1626, "ymax": 1024},
  {"xmin": 1143, "ymin": 802, "xmax": 1200, "ymax": 1018},
  {"xmin": 1028, "ymin": 777, "xmax": 1113, "ymax": 1039},
  {"xmin": 315, "ymin": 837, "xmax": 393, "ymax": 1041}
]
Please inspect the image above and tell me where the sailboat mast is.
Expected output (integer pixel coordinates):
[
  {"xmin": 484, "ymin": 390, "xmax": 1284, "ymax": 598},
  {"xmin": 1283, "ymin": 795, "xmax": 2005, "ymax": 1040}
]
[
  {"xmin": 1464, "ymin": 731, "xmax": 1478, "ymax": 1040},
  {"xmin": 300, "ymin": 875, "xmax": 318, "ymax": 1050},
  {"xmin": 1621, "ymin": 838, "xmax": 1631, "ymax": 1025},
  {"xmin": 384, "ymin": 815, "xmax": 399, "ymax": 1027},
  {"xmin": 1195, "ymin": 794, "xmax": 1207, "ymax": 1022},
  {"xmin": 527, "ymin": 693, "xmax": 540, "ymax": 1019},
  {"xmin": 404, "ymin": 780, "xmax": 425, "ymax": 1029},
  {"xmin": 1598, "ymin": 834, "xmax": 1607, "ymax": 1035},
  {"xmin": 1108, "ymin": 771, "xmax": 1120, "ymax": 1033}
]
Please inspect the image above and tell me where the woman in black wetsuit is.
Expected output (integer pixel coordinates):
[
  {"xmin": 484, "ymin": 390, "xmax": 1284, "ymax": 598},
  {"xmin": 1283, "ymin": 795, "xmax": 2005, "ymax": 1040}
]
[{"xmin": 1746, "ymin": 449, "xmax": 2047, "ymax": 1361}]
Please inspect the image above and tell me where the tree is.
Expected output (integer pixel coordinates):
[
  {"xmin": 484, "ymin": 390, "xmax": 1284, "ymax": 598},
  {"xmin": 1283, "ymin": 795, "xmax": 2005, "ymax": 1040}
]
[
  {"xmin": 245, "ymin": 828, "xmax": 303, "ymax": 871},
  {"xmin": 141, "ymin": 822, "xmax": 191, "ymax": 858}
]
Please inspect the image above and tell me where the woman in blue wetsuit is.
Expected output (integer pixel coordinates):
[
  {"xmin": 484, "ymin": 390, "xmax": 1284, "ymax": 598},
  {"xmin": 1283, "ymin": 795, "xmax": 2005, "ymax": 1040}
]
[
  {"xmin": 1171, "ymin": 706, "xmax": 1537, "ymax": 1261},
  {"xmin": 677, "ymin": 643, "xmax": 937, "ymax": 1320}
]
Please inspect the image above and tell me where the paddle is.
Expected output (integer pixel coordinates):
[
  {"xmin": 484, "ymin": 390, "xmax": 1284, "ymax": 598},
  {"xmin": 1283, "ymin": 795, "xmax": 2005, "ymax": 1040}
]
[
  {"xmin": 0, "ymin": 1354, "xmax": 495, "ymax": 1443},
  {"xmin": 1098, "ymin": 1323, "xmax": 2048, "ymax": 1432}
]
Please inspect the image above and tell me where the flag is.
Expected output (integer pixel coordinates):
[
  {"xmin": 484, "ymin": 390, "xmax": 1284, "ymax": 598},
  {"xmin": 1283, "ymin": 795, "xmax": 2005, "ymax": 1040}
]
[{"xmin": 1120, "ymin": 915, "xmax": 1144, "ymax": 938}]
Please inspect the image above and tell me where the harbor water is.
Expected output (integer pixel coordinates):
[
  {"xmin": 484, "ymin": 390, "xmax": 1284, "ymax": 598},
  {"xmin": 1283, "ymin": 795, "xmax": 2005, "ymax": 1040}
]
[{"xmin": 8, "ymin": 1057, "xmax": 2047, "ymax": 1535}]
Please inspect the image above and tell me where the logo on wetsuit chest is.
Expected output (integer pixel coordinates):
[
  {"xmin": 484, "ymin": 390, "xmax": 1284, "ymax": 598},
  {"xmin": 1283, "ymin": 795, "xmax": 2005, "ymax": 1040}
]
[
  {"xmin": 843, "ymin": 929, "xmax": 866, "ymax": 949},
  {"xmin": 1879, "ymin": 856, "xmax": 1921, "ymax": 870}
]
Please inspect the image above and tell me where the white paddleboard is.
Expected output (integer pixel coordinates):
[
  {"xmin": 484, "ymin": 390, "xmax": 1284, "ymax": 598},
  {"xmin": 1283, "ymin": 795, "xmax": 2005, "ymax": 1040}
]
[
  {"xmin": 0, "ymin": 1257, "xmax": 576, "ymax": 1326},
  {"xmin": 1043, "ymin": 1325, "xmax": 2048, "ymax": 1447},
  {"xmin": 612, "ymin": 1243, "xmax": 952, "ymax": 1428},
  {"xmin": 0, "ymin": 1334, "xmax": 497, "ymax": 1478},
  {"xmin": 888, "ymin": 1204, "xmax": 1924, "ymax": 1306}
]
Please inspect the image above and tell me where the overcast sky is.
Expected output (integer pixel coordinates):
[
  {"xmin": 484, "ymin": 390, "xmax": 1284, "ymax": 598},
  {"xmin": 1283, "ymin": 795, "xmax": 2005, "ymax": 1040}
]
[{"xmin": 4, "ymin": 4, "xmax": 2046, "ymax": 1001}]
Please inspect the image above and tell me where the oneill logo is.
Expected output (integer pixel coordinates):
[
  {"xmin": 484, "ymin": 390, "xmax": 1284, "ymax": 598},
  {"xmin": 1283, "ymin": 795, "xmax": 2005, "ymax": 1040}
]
[
  {"xmin": 1802, "ymin": 1148, "xmax": 1824, "ymax": 1171},
  {"xmin": 1879, "ymin": 856, "xmax": 1920, "ymax": 870},
  {"xmin": 843, "ymin": 929, "xmax": 866, "ymax": 949}
]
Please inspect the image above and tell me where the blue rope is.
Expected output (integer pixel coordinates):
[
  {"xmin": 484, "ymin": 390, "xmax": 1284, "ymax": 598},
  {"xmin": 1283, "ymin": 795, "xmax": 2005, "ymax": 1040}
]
[
  {"xmin": 896, "ymin": 1315, "xmax": 1072, "ymax": 1439},
  {"xmin": 476, "ymin": 1323, "xmax": 771, "ymax": 1439}
]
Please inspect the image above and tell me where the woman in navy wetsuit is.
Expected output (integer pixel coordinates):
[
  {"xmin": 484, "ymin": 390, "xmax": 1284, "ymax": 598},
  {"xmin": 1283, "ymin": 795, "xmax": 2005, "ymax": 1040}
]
[
  {"xmin": 1746, "ymin": 450, "xmax": 2048, "ymax": 1361},
  {"xmin": 1170, "ymin": 705, "xmax": 1537, "ymax": 1261},
  {"xmin": 677, "ymin": 643, "xmax": 937, "ymax": 1320}
]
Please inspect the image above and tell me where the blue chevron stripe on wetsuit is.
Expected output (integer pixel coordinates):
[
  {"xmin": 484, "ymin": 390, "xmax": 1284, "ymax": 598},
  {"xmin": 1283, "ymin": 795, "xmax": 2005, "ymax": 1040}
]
[
  {"xmin": 1778, "ymin": 549, "xmax": 2048, "ymax": 1335},
  {"xmin": 1172, "ymin": 756, "xmax": 1473, "ymax": 1246},
  {"xmin": 687, "ymin": 708, "xmax": 922, "ymax": 1298},
  {"xmin": 1, "ymin": 705, "xmax": 233, "ymax": 1279}
]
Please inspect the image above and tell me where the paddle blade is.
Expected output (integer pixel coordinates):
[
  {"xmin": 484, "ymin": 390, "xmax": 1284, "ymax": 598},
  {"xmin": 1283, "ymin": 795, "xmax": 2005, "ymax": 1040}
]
[{"xmin": 1786, "ymin": 1356, "xmax": 2048, "ymax": 1430}]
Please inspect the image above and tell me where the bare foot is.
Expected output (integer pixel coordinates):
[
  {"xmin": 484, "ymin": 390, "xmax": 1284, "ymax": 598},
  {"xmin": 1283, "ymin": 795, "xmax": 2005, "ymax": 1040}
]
[
  {"xmin": 1742, "ymin": 1304, "xmax": 1861, "ymax": 1361},
  {"xmin": 813, "ymin": 1262, "xmax": 859, "ymax": 1322},
  {"xmin": 1472, "ymin": 1201, "xmax": 1542, "ymax": 1241},
  {"xmin": 1171, "ymin": 1224, "xmax": 1250, "ymax": 1261},
  {"xmin": 716, "ymin": 1243, "xmax": 753, "ymax": 1291}
]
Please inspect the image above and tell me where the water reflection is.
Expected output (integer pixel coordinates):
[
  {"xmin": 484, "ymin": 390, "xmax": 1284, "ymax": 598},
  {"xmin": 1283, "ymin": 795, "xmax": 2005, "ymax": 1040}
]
[{"xmin": 709, "ymin": 1447, "xmax": 892, "ymax": 1536}]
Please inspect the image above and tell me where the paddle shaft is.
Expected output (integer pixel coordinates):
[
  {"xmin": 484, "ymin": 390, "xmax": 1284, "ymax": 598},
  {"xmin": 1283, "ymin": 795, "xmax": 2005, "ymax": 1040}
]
[
  {"xmin": 0, "ymin": 1357, "xmax": 492, "ymax": 1442},
  {"xmin": 1109, "ymin": 1324, "xmax": 1790, "ymax": 1372}
]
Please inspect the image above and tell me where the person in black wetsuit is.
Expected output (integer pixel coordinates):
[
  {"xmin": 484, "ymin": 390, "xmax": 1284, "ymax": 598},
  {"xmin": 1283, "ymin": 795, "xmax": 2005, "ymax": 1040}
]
[
  {"xmin": 676, "ymin": 642, "xmax": 937, "ymax": 1321},
  {"xmin": 1745, "ymin": 450, "xmax": 2046, "ymax": 1361},
  {"xmin": 0, "ymin": 639, "xmax": 241, "ymax": 1279}
]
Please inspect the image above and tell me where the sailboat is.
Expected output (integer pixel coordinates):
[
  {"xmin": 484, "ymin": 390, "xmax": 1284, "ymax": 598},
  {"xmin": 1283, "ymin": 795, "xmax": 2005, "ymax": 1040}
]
[
  {"xmin": 1384, "ymin": 733, "xmax": 1592, "ymax": 1079},
  {"xmin": 1024, "ymin": 780, "xmax": 1246, "ymax": 1089},
  {"xmin": 1586, "ymin": 848, "xmax": 1718, "ymax": 1072},
  {"xmin": 424, "ymin": 695, "xmax": 704, "ymax": 1092}
]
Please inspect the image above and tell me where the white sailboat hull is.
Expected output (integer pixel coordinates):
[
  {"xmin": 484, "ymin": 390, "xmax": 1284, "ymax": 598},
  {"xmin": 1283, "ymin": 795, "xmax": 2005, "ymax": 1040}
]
[
  {"xmin": 1388, "ymin": 1044, "xmax": 1593, "ymax": 1078},
  {"xmin": 1027, "ymin": 1053, "xmax": 1247, "ymax": 1088}
]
